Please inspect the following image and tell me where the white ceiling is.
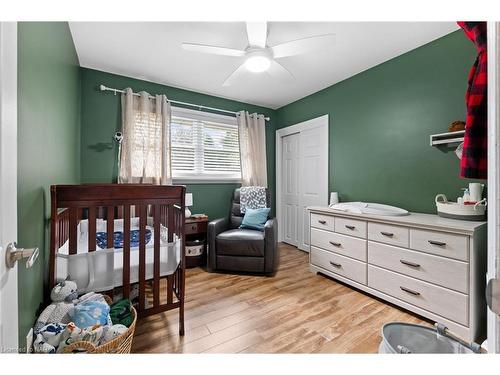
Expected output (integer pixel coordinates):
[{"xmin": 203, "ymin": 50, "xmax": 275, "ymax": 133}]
[{"xmin": 69, "ymin": 22, "xmax": 458, "ymax": 109}]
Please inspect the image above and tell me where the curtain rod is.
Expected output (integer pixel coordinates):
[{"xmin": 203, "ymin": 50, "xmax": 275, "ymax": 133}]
[{"xmin": 99, "ymin": 84, "xmax": 270, "ymax": 122}]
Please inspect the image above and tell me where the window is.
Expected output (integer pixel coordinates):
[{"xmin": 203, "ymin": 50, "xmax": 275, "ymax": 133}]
[{"xmin": 171, "ymin": 107, "xmax": 241, "ymax": 182}]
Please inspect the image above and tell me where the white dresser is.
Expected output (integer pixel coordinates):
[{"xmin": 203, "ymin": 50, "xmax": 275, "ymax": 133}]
[{"xmin": 308, "ymin": 206, "xmax": 487, "ymax": 341}]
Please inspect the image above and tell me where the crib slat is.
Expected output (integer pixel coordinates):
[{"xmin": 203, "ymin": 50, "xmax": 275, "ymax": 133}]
[
  {"xmin": 153, "ymin": 204, "xmax": 160, "ymax": 307},
  {"xmin": 167, "ymin": 275, "xmax": 173, "ymax": 304},
  {"xmin": 107, "ymin": 206, "xmax": 114, "ymax": 249},
  {"xmin": 88, "ymin": 206, "xmax": 96, "ymax": 252},
  {"xmin": 139, "ymin": 204, "xmax": 147, "ymax": 311},
  {"xmin": 69, "ymin": 207, "xmax": 78, "ymax": 255},
  {"xmin": 123, "ymin": 204, "xmax": 131, "ymax": 300},
  {"xmin": 167, "ymin": 205, "xmax": 174, "ymax": 242}
]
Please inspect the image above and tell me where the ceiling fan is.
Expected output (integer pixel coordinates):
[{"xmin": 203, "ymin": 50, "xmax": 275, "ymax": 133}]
[{"xmin": 181, "ymin": 22, "xmax": 336, "ymax": 86}]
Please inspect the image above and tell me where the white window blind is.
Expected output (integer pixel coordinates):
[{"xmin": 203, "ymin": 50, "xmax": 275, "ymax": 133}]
[{"xmin": 171, "ymin": 107, "xmax": 241, "ymax": 182}]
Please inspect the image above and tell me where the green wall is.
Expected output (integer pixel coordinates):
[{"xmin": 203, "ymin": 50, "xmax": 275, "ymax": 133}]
[
  {"xmin": 17, "ymin": 22, "xmax": 81, "ymax": 347},
  {"xmin": 80, "ymin": 68, "xmax": 276, "ymax": 219},
  {"xmin": 275, "ymin": 31, "xmax": 481, "ymax": 214}
]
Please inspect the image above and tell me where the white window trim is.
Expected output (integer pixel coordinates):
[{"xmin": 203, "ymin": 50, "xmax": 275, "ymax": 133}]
[{"xmin": 171, "ymin": 106, "xmax": 242, "ymax": 184}]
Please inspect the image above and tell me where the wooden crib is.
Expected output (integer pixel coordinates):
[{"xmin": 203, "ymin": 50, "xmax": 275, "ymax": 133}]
[{"xmin": 49, "ymin": 184, "xmax": 186, "ymax": 335}]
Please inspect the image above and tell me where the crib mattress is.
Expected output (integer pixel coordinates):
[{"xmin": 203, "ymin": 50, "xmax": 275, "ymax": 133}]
[{"xmin": 56, "ymin": 218, "xmax": 181, "ymax": 293}]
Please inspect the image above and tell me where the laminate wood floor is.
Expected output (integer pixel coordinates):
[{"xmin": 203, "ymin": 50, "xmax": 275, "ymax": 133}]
[{"xmin": 132, "ymin": 243, "xmax": 430, "ymax": 353}]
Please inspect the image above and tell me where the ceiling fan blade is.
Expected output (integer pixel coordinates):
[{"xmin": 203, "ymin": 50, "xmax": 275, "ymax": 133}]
[
  {"xmin": 246, "ymin": 22, "xmax": 268, "ymax": 48},
  {"xmin": 182, "ymin": 43, "xmax": 245, "ymax": 57},
  {"xmin": 271, "ymin": 34, "xmax": 336, "ymax": 59},
  {"xmin": 267, "ymin": 60, "xmax": 294, "ymax": 82},
  {"xmin": 222, "ymin": 63, "xmax": 247, "ymax": 86}
]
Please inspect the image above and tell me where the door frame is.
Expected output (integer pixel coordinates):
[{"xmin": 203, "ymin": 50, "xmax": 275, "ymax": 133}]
[
  {"xmin": 487, "ymin": 21, "xmax": 500, "ymax": 354},
  {"xmin": 0, "ymin": 22, "xmax": 18, "ymax": 352},
  {"xmin": 275, "ymin": 114, "xmax": 329, "ymax": 248}
]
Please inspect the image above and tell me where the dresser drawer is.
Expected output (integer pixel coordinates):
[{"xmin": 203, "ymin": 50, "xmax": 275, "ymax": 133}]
[
  {"xmin": 311, "ymin": 228, "xmax": 367, "ymax": 261},
  {"xmin": 335, "ymin": 217, "xmax": 367, "ymax": 239},
  {"xmin": 368, "ymin": 242, "xmax": 469, "ymax": 293},
  {"xmin": 410, "ymin": 229, "xmax": 469, "ymax": 261},
  {"xmin": 311, "ymin": 246, "xmax": 367, "ymax": 285},
  {"xmin": 368, "ymin": 222, "xmax": 409, "ymax": 247},
  {"xmin": 185, "ymin": 221, "xmax": 207, "ymax": 235},
  {"xmin": 368, "ymin": 265, "xmax": 468, "ymax": 326},
  {"xmin": 311, "ymin": 213, "xmax": 335, "ymax": 232}
]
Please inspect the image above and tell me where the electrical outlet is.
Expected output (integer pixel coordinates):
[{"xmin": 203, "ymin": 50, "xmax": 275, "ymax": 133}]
[{"xmin": 26, "ymin": 327, "xmax": 33, "ymax": 353}]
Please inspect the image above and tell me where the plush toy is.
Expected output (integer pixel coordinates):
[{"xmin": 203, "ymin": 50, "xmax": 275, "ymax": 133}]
[
  {"xmin": 34, "ymin": 280, "xmax": 79, "ymax": 333},
  {"xmin": 57, "ymin": 322, "xmax": 104, "ymax": 353},
  {"xmin": 101, "ymin": 324, "xmax": 128, "ymax": 344},
  {"xmin": 33, "ymin": 322, "xmax": 67, "ymax": 353}
]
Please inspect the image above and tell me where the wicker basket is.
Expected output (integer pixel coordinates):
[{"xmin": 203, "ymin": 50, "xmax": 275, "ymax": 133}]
[{"xmin": 62, "ymin": 296, "xmax": 137, "ymax": 354}]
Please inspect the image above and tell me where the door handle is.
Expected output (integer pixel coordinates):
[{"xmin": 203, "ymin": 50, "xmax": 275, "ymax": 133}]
[
  {"xmin": 380, "ymin": 231, "xmax": 394, "ymax": 237},
  {"xmin": 486, "ymin": 278, "xmax": 500, "ymax": 315},
  {"xmin": 329, "ymin": 261, "xmax": 342, "ymax": 268},
  {"xmin": 318, "ymin": 220, "xmax": 327, "ymax": 224},
  {"xmin": 345, "ymin": 225, "xmax": 355, "ymax": 230},
  {"xmin": 5, "ymin": 242, "xmax": 39, "ymax": 269},
  {"xmin": 329, "ymin": 241, "xmax": 341, "ymax": 247}
]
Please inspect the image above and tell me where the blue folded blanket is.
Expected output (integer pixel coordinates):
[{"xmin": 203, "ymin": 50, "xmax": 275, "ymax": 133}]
[{"xmin": 96, "ymin": 229, "xmax": 152, "ymax": 249}]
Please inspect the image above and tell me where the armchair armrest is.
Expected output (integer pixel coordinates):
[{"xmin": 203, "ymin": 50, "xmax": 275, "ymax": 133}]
[
  {"xmin": 264, "ymin": 218, "xmax": 279, "ymax": 274},
  {"xmin": 207, "ymin": 217, "xmax": 229, "ymax": 272}
]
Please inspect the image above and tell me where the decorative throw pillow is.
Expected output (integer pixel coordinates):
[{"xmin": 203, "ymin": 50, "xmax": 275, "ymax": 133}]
[{"xmin": 240, "ymin": 208, "xmax": 270, "ymax": 231}]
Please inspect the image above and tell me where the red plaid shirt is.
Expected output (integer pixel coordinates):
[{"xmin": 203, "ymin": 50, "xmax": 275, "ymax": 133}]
[{"xmin": 458, "ymin": 21, "xmax": 487, "ymax": 180}]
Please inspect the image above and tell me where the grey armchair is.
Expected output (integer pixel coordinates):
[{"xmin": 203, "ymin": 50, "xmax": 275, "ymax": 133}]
[{"xmin": 207, "ymin": 188, "xmax": 279, "ymax": 275}]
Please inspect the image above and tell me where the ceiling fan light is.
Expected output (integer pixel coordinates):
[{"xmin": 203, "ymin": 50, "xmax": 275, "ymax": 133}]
[{"xmin": 244, "ymin": 55, "xmax": 271, "ymax": 73}]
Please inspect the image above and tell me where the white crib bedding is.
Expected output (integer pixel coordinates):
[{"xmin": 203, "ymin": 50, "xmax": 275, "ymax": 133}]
[{"xmin": 56, "ymin": 217, "xmax": 181, "ymax": 293}]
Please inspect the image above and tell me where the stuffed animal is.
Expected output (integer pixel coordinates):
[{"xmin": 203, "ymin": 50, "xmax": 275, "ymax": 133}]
[
  {"xmin": 57, "ymin": 322, "xmax": 104, "ymax": 353},
  {"xmin": 34, "ymin": 280, "xmax": 79, "ymax": 333},
  {"xmin": 101, "ymin": 324, "xmax": 128, "ymax": 344},
  {"xmin": 33, "ymin": 322, "xmax": 67, "ymax": 353}
]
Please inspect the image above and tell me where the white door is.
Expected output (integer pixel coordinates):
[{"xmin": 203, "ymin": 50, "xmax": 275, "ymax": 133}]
[
  {"xmin": 281, "ymin": 132, "xmax": 300, "ymax": 246},
  {"xmin": 277, "ymin": 115, "xmax": 329, "ymax": 252},
  {"xmin": 0, "ymin": 22, "xmax": 19, "ymax": 352},
  {"xmin": 487, "ymin": 21, "xmax": 500, "ymax": 354},
  {"xmin": 297, "ymin": 125, "xmax": 329, "ymax": 251}
]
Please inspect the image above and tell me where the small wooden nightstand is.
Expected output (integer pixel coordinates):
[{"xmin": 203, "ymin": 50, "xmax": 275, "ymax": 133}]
[{"xmin": 185, "ymin": 217, "xmax": 208, "ymax": 268}]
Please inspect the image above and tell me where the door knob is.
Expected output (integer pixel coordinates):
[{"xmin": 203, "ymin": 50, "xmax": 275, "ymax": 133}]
[
  {"xmin": 5, "ymin": 242, "xmax": 39, "ymax": 269},
  {"xmin": 486, "ymin": 278, "xmax": 500, "ymax": 315}
]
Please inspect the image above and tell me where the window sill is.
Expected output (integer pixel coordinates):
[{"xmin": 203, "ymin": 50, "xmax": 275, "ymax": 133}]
[{"xmin": 173, "ymin": 178, "xmax": 242, "ymax": 185}]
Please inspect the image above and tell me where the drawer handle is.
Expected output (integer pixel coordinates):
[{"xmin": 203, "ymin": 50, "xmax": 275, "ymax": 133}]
[
  {"xmin": 428, "ymin": 240, "xmax": 446, "ymax": 247},
  {"xmin": 400, "ymin": 286, "xmax": 420, "ymax": 296},
  {"xmin": 318, "ymin": 220, "xmax": 327, "ymax": 224},
  {"xmin": 329, "ymin": 261, "xmax": 342, "ymax": 268},
  {"xmin": 329, "ymin": 241, "xmax": 342, "ymax": 247},
  {"xmin": 400, "ymin": 259, "xmax": 420, "ymax": 268},
  {"xmin": 345, "ymin": 225, "xmax": 355, "ymax": 230},
  {"xmin": 380, "ymin": 231, "xmax": 394, "ymax": 237}
]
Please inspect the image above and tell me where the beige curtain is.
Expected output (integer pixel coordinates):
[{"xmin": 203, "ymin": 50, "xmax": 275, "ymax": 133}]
[
  {"xmin": 237, "ymin": 110, "xmax": 267, "ymax": 187},
  {"xmin": 119, "ymin": 88, "xmax": 172, "ymax": 185}
]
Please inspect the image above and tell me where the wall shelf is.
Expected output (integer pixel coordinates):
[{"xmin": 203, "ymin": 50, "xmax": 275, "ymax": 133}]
[{"xmin": 430, "ymin": 130, "xmax": 465, "ymax": 146}]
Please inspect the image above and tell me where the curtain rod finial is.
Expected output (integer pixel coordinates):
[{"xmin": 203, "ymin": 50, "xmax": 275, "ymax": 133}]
[{"xmin": 99, "ymin": 84, "xmax": 106, "ymax": 91}]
